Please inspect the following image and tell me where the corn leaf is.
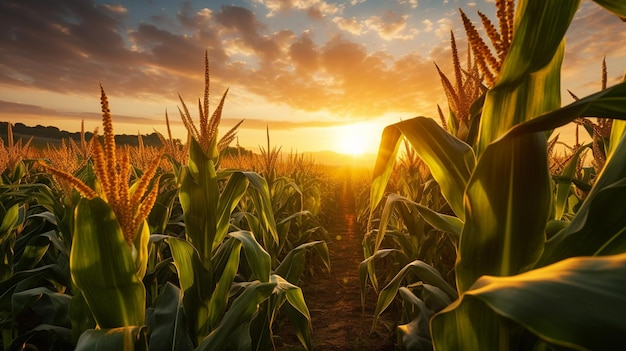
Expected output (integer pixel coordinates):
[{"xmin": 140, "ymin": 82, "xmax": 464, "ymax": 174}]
[
  {"xmin": 229, "ymin": 231, "xmax": 271, "ymax": 282},
  {"xmin": 456, "ymin": 133, "xmax": 551, "ymax": 293},
  {"xmin": 75, "ymin": 326, "xmax": 149, "ymax": 351},
  {"xmin": 397, "ymin": 287, "xmax": 433, "ymax": 350},
  {"xmin": 456, "ymin": 1, "xmax": 579, "ymax": 293},
  {"xmin": 146, "ymin": 282, "xmax": 195, "ymax": 351},
  {"xmin": 206, "ymin": 239, "xmax": 241, "ymax": 333},
  {"xmin": 476, "ymin": 2, "xmax": 578, "ymax": 153},
  {"xmin": 592, "ymin": 0, "xmax": 626, "ymax": 16},
  {"xmin": 272, "ymin": 274, "xmax": 312, "ymax": 351},
  {"xmin": 14, "ymin": 233, "xmax": 50, "ymax": 272},
  {"xmin": 373, "ymin": 260, "xmax": 457, "ymax": 329},
  {"xmin": 501, "ymin": 82, "xmax": 626, "ymax": 139},
  {"xmin": 12, "ymin": 287, "xmax": 71, "ymax": 328},
  {"xmin": 359, "ymin": 249, "xmax": 410, "ymax": 301},
  {"xmin": 71, "ymin": 197, "xmax": 145, "ymax": 328},
  {"xmin": 371, "ymin": 117, "xmax": 475, "ymax": 220},
  {"xmin": 180, "ymin": 137, "xmax": 219, "ymax": 266},
  {"xmin": 274, "ymin": 241, "xmax": 329, "ymax": 284},
  {"xmin": 196, "ymin": 281, "xmax": 276, "ymax": 351},
  {"xmin": 474, "ymin": 82, "xmax": 626, "ymax": 266},
  {"xmin": 376, "ymin": 194, "xmax": 462, "ymax": 254},
  {"xmin": 241, "ymin": 171, "xmax": 280, "ymax": 245},
  {"xmin": 162, "ymin": 236, "xmax": 211, "ymax": 340},
  {"xmin": 553, "ymin": 144, "xmax": 590, "ymax": 220},
  {"xmin": 433, "ymin": 253, "xmax": 626, "ymax": 350},
  {"xmin": 214, "ymin": 172, "xmax": 248, "ymax": 246}
]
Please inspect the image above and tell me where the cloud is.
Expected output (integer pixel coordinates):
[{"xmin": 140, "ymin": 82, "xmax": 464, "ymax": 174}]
[
  {"xmin": 398, "ymin": 0, "xmax": 418, "ymax": 9},
  {"xmin": 422, "ymin": 19, "xmax": 433, "ymax": 32},
  {"xmin": 254, "ymin": 0, "xmax": 341, "ymax": 18},
  {"xmin": 101, "ymin": 3, "xmax": 128, "ymax": 14},
  {"xmin": 364, "ymin": 11, "xmax": 414, "ymax": 40},
  {"xmin": 435, "ymin": 17, "xmax": 454, "ymax": 39},
  {"xmin": 332, "ymin": 16, "xmax": 363, "ymax": 35}
]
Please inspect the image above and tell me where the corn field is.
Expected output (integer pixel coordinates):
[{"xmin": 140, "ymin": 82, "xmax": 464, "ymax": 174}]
[{"xmin": 3, "ymin": 0, "xmax": 626, "ymax": 350}]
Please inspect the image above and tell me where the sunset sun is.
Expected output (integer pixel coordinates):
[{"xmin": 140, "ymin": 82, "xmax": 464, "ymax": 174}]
[{"xmin": 334, "ymin": 123, "xmax": 378, "ymax": 155}]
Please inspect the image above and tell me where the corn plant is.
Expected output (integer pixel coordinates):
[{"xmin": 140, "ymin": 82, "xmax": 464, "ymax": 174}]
[
  {"xmin": 142, "ymin": 52, "xmax": 324, "ymax": 351},
  {"xmin": 366, "ymin": 1, "xmax": 626, "ymax": 349}
]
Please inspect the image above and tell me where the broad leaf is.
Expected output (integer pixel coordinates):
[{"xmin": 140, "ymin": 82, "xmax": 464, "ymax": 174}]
[
  {"xmin": 433, "ymin": 253, "xmax": 626, "ymax": 350},
  {"xmin": 373, "ymin": 260, "xmax": 456, "ymax": 329},
  {"xmin": 476, "ymin": 2, "xmax": 577, "ymax": 153},
  {"xmin": 456, "ymin": 133, "xmax": 551, "ymax": 293},
  {"xmin": 71, "ymin": 197, "xmax": 145, "ymax": 328},
  {"xmin": 375, "ymin": 193, "xmax": 462, "ymax": 254},
  {"xmin": 196, "ymin": 281, "xmax": 276, "ymax": 351},
  {"xmin": 146, "ymin": 282, "xmax": 195, "ymax": 351},
  {"xmin": 75, "ymin": 326, "xmax": 149, "ymax": 351},
  {"xmin": 371, "ymin": 117, "xmax": 475, "ymax": 220}
]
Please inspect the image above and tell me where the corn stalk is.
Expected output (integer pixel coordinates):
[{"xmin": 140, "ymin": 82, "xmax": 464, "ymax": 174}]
[{"xmin": 367, "ymin": 0, "xmax": 626, "ymax": 349}]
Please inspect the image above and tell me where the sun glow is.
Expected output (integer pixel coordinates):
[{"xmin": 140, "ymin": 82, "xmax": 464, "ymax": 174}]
[{"xmin": 334, "ymin": 123, "xmax": 379, "ymax": 155}]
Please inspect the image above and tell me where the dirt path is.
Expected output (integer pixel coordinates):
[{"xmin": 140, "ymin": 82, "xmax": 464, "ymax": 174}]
[{"xmin": 277, "ymin": 172, "xmax": 396, "ymax": 350}]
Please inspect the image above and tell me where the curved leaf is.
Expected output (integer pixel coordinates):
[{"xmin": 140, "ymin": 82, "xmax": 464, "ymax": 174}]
[
  {"xmin": 433, "ymin": 253, "xmax": 626, "ymax": 350},
  {"xmin": 75, "ymin": 326, "xmax": 149, "ymax": 351},
  {"xmin": 456, "ymin": 133, "xmax": 551, "ymax": 293},
  {"xmin": 214, "ymin": 172, "xmax": 248, "ymax": 245},
  {"xmin": 476, "ymin": 2, "xmax": 576, "ymax": 153},
  {"xmin": 373, "ymin": 260, "xmax": 456, "ymax": 329},
  {"xmin": 371, "ymin": 118, "xmax": 475, "ymax": 220},
  {"xmin": 146, "ymin": 283, "xmax": 195, "ymax": 351},
  {"xmin": 196, "ymin": 281, "xmax": 276, "ymax": 351},
  {"xmin": 375, "ymin": 193, "xmax": 462, "ymax": 253},
  {"xmin": 163, "ymin": 236, "xmax": 211, "ymax": 339},
  {"xmin": 71, "ymin": 197, "xmax": 145, "ymax": 328},
  {"xmin": 229, "ymin": 230, "xmax": 270, "ymax": 283}
]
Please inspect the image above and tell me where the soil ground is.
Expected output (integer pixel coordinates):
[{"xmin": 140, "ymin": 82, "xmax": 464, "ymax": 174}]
[{"xmin": 276, "ymin": 173, "xmax": 397, "ymax": 350}]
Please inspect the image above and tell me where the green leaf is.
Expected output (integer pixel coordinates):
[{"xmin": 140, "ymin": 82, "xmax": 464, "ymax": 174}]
[
  {"xmin": 501, "ymin": 81, "xmax": 626, "ymax": 140},
  {"xmin": 476, "ymin": 2, "xmax": 577, "ymax": 153},
  {"xmin": 271, "ymin": 274, "xmax": 312, "ymax": 350},
  {"xmin": 373, "ymin": 260, "xmax": 456, "ymax": 329},
  {"xmin": 71, "ymin": 197, "xmax": 145, "ymax": 328},
  {"xmin": 553, "ymin": 144, "xmax": 589, "ymax": 220},
  {"xmin": 592, "ymin": 0, "xmax": 626, "ymax": 16},
  {"xmin": 180, "ymin": 137, "xmax": 219, "ymax": 266},
  {"xmin": 375, "ymin": 193, "xmax": 462, "ymax": 253},
  {"xmin": 359, "ymin": 249, "xmax": 410, "ymax": 301},
  {"xmin": 206, "ymin": 238, "xmax": 241, "ymax": 334},
  {"xmin": 133, "ymin": 221, "xmax": 150, "ymax": 279},
  {"xmin": 274, "ymin": 241, "xmax": 329, "ymax": 285},
  {"xmin": 162, "ymin": 236, "xmax": 211, "ymax": 340},
  {"xmin": 0, "ymin": 203, "xmax": 21, "ymax": 241},
  {"xmin": 229, "ymin": 231, "xmax": 270, "ymax": 283},
  {"xmin": 196, "ymin": 281, "xmax": 276, "ymax": 351},
  {"xmin": 214, "ymin": 172, "xmax": 248, "ymax": 246},
  {"xmin": 12, "ymin": 287, "xmax": 72, "ymax": 328},
  {"xmin": 146, "ymin": 283, "xmax": 195, "ymax": 351},
  {"xmin": 75, "ymin": 326, "xmax": 149, "ymax": 351},
  {"xmin": 370, "ymin": 118, "xmax": 475, "ymax": 220},
  {"xmin": 242, "ymin": 171, "xmax": 280, "ymax": 244},
  {"xmin": 397, "ymin": 287, "xmax": 433, "ymax": 351},
  {"xmin": 538, "ymin": 124, "xmax": 626, "ymax": 265},
  {"xmin": 433, "ymin": 253, "xmax": 626, "ymax": 350},
  {"xmin": 14, "ymin": 233, "xmax": 50, "ymax": 272},
  {"xmin": 456, "ymin": 133, "xmax": 552, "ymax": 293}
]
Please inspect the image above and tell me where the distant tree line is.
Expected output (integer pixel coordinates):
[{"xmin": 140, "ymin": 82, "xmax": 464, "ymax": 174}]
[
  {"xmin": 0, "ymin": 121, "xmax": 255, "ymax": 157},
  {"xmin": 0, "ymin": 121, "xmax": 166, "ymax": 148}
]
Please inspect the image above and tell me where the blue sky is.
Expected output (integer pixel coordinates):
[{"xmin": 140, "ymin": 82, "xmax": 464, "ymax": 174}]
[{"xmin": 1, "ymin": 0, "xmax": 625, "ymax": 153}]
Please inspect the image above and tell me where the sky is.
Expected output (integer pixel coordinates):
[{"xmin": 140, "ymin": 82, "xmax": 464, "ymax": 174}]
[{"xmin": 1, "ymin": 0, "xmax": 625, "ymax": 155}]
